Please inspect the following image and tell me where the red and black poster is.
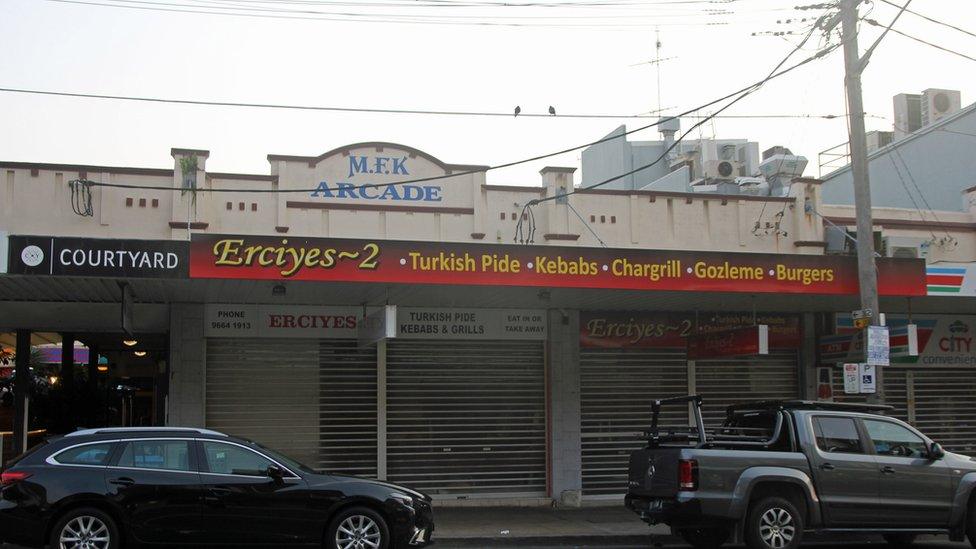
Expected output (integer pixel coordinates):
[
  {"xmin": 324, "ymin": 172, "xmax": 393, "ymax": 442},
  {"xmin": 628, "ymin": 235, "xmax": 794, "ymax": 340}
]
[{"xmin": 189, "ymin": 234, "xmax": 926, "ymax": 296}]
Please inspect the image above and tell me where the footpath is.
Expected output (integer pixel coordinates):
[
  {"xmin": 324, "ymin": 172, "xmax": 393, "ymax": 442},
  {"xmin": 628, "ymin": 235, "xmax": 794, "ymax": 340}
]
[{"xmin": 432, "ymin": 504, "xmax": 675, "ymax": 547}]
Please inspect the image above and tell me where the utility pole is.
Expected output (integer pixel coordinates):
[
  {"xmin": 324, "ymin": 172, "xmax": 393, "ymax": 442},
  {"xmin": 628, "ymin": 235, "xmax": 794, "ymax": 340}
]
[
  {"xmin": 840, "ymin": 0, "xmax": 880, "ymax": 327},
  {"xmin": 835, "ymin": 0, "xmax": 913, "ymax": 403}
]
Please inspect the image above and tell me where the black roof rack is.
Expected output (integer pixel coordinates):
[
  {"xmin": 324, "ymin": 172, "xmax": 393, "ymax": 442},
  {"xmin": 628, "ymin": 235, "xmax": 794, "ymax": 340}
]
[{"xmin": 727, "ymin": 400, "xmax": 894, "ymax": 414}]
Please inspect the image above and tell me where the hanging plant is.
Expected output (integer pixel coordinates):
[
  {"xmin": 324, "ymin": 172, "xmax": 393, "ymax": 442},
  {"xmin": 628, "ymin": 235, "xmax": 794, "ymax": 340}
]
[{"xmin": 179, "ymin": 155, "xmax": 199, "ymax": 209}]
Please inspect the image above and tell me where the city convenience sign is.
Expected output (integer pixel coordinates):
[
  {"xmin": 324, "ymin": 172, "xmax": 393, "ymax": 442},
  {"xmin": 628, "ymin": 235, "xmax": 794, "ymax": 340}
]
[{"xmin": 189, "ymin": 234, "xmax": 926, "ymax": 296}]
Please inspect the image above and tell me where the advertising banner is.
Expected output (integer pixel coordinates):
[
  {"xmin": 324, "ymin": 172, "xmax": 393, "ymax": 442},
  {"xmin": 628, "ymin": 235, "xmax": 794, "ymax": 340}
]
[
  {"xmin": 835, "ymin": 314, "xmax": 976, "ymax": 367},
  {"xmin": 7, "ymin": 235, "xmax": 188, "ymax": 279},
  {"xmin": 927, "ymin": 263, "xmax": 976, "ymax": 296},
  {"xmin": 580, "ymin": 311, "xmax": 801, "ymax": 349},
  {"xmin": 189, "ymin": 234, "xmax": 926, "ymax": 296},
  {"xmin": 397, "ymin": 308, "xmax": 546, "ymax": 340},
  {"xmin": 687, "ymin": 325, "xmax": 769, "ymax": 360}
]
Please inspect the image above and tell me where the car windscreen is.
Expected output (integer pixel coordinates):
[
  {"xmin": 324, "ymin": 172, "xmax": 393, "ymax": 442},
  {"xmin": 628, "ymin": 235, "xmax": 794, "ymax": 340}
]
[{"xmin": 248, "ymin": 442, "xmax": 317, "ymax": 475}]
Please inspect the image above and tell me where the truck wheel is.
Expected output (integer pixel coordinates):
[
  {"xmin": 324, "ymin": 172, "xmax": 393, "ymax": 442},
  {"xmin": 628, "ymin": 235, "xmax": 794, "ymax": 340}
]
[
  {"xmin": 883, "ymin": 533, "xmax": 916, "ymax": 547},
  {"xmin": 744, "ymin": 496, "xmax": 804, "ymax": 549},
  {"xmin": 678, "ymin": 527, "xmax": 730, "ymax": 549}
]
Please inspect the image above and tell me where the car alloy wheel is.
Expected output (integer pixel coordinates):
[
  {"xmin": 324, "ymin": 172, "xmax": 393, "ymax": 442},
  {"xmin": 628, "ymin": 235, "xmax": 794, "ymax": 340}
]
[
  {"xmin": 759, "ymin": 507, "xmax": 796, "ymax": 549},
  {"xmin": 59, "ymin": 515, "xmax": 111, "ymax": 549},
  {"xmin": 335, "ymin": 514, "xmax": 382, "ymax": 549}
]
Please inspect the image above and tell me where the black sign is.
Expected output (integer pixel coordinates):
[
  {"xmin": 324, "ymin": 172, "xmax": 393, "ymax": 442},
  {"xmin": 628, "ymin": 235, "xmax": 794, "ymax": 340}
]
[{"xmin": 7, "ymin": 236, "xmax": 189, "ymax": 278}]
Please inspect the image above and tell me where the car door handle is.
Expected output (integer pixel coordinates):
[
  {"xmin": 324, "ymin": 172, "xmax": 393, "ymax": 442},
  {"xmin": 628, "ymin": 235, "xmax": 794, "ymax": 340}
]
[
  {"xmin": 881, "ymin": 466, "xmax": 896, "ymax": 474},
  {"xmin": 209, "ymin": 487, "xmax": 233, "ymax": 496},
  {"xmin": 108, "ymin": 477, "xmax": 136, "ymax": 487},
  {"xmin": 820, "ymin": 463, "xmax": 836, "ymax": 471}
]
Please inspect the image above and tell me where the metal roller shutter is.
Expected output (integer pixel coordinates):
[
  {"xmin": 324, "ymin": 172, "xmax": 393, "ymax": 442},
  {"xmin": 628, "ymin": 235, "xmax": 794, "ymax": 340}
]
[
  {"xmin": 206, "ymin": 338, "xmax": 377, "ymax": 476},
  {"xmin": 579, "ymin": 348, "xmax": 688, "ymax": 496},
  {"xmin": 386, "ymin": 339, "xmax": 546, "ymax": 497},
  {"xmin": 318, "ymin": 340, "xmax": 378, "ymax": 477},
  {"xmin": 832, "ymin": 367, "xmax": 976, "ymax": 456},
  {"xmin": 695, "ymin": 350, "xmax": 801, "ymax": 425}
]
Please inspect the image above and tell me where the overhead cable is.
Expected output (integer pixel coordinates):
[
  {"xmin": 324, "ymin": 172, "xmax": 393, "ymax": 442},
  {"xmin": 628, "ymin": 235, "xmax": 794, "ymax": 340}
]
[
  {"xmin": 41, "ymin": 0, "xmax": 771, "ymax": 27},
  {"xmin": 0, "ymin": 87, "xmax": 853, "ymax": 121},
  {"xmin": 864, "ymin": 18, "xmax": 976, "ymax": 63},
  {"xmin": 524, "ymin": 20, "xmax": 840, "ymax": 207},
  {"xmin": 46, "ymin": 47, "xmax": 838, "ymax": 196},
  {"xmin": 877, "ymin": 0, "xmax": 976, "ymax": 40}
]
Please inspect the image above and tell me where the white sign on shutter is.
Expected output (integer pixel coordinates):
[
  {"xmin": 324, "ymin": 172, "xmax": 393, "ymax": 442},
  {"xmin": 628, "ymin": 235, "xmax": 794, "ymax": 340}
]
[
  {"xmin": 843, "ymin": 363, "xmax": 861, "ymax": 394},
  {"xmin": 204, "ymin": 304, "xmax": 360, "ymax": 338},
  {"xmin": 397, "ymin": 308, "xmax": 547, "ymax": 340}
]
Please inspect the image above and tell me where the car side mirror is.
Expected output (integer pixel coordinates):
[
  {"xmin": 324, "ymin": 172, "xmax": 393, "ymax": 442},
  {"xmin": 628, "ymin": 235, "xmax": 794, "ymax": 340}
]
[
  {"xmin": 929, "ymin": 442, "xmax": 945, "ymax": 460},
  {"xmin": 267, "ymin": 465, "xmax": 285, "ymax": 482}
]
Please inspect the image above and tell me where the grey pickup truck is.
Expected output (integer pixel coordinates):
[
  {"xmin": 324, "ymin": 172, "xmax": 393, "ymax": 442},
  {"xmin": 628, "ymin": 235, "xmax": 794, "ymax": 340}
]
[{"xmin": 625, "ymin": 396, "xmax": 976, "ymax": 549}]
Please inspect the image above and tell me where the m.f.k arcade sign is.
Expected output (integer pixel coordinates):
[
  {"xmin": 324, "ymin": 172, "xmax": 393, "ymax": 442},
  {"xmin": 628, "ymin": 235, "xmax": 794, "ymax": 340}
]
[{"xmin": 189, "ymin": 234, "xmax": 926, "ymax": 296}]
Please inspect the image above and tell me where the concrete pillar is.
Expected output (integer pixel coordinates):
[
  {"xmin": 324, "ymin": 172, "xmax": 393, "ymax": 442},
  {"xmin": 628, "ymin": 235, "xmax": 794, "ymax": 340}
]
[
  {"xmin": 13, "ymin": 329, "xmax": 30, "ymax": 455},
  {"xmin": 168, "ymin": 303, "xmax": 206, "ymax": 427},
  {"xmin": 547, "ymin": 309, "xmax": 582, "ymax": 506}
]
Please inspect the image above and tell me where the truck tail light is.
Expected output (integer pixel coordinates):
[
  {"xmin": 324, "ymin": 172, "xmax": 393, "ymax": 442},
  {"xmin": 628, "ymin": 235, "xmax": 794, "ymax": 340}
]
[
  {"xmin": 1, "ymin": 471, "xmax": 32, "ymax": 486},
  {"xmin": 678, "ymin": 459, "xmax": 698, "ymax": 491}
]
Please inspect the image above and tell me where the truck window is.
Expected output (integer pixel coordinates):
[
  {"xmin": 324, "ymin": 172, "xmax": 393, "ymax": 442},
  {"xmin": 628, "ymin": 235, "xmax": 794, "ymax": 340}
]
[
  {"xmin": 813, "ymin": 417, "xmax": 863, "ymax": 454},
  {"xmin": 864, "ymin": 419, "xmax": 928, "ymax": 458}
]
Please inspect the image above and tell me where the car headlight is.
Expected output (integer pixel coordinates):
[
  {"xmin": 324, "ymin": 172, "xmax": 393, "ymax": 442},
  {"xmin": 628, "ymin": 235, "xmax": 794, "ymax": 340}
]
[{"xmin": 390, "ymin": 492, "xmax": 414, "ymax": 508}]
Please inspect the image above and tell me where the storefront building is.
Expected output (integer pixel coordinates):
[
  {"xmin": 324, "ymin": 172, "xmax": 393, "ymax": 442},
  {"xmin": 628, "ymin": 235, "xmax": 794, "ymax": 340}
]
[{"xmin": 1, "ymin": 141, "xmax": 973, "ymax": 504}]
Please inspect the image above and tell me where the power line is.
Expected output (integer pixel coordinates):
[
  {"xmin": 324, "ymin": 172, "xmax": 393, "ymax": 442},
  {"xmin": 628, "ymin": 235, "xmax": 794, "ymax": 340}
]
[
  {"xmin": 41, "ymin": 0, "xmax": 777, "ymax": 27},
  {"xmin": 863, "ymin": 18, "xmax": 976, "ymax": 63},
  {"xmin": 522, "ymin": 17, "xmax": 839, "ymax": 210},
  {"xmin": 0, "ymin": 86, "xmax": 853, "ymax": 120},
  {"xmin": 877, "ymin": 0, "xmax": 976, "ymax": 40},
  {"xmin": 57, "ymin": 42, "xmax": 836, "ymax": 198}
]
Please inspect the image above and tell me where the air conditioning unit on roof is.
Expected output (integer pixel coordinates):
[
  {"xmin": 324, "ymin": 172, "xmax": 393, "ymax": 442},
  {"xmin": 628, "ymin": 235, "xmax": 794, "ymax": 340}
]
[
  {"xmin": 703, "ymin": 160, "xmax": 741, "ymax": 180},
  {"xmin": 921, "ymin": 89, "xmax": 961, "ymax": 127}
]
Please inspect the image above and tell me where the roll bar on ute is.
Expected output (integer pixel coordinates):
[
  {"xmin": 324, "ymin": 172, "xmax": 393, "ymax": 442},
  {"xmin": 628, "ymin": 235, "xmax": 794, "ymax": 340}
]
[{"xmin": 647, "ymin": 395, "xmax": 786, "ymax": 449}]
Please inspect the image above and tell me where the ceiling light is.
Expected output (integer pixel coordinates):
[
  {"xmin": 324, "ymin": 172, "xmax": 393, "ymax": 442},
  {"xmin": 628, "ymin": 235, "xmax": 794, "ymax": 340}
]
[
  {"xmin": 134, "ymin": 351, "xmax": 147, "ymax": 357},
  {"xmin": 123, "ymin": 339, "xmax": 138, "ymax": 347},
  {"xmin": 48, "ymin": 375, "xmax": 59, "ymax": 385},
  {"xmin": 97, "ymin": 365, "xmax": 109, "ymax": 373}
]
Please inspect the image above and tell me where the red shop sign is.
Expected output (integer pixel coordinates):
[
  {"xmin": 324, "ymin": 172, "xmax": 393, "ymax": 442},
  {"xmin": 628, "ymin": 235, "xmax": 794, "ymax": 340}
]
[
  {"xmin": 687, "ymin": 325, "xmax": 769, "ymax": 360},
  {"xmin": 189, "ymin": 234, "xmax": 925, "ymax": 296}
]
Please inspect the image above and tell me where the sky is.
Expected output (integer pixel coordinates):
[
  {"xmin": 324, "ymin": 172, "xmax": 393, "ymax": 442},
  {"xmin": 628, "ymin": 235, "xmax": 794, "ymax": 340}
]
[{"xmin": 1, "ymin": 0, "xmax": 975, "ymax": 187}]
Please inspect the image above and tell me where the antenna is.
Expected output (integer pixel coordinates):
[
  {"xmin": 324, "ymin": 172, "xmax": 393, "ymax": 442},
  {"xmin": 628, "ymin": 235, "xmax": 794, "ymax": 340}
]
[{"xmin": 629, "ymin": 28, "xmax": 676, "ymax": 116}]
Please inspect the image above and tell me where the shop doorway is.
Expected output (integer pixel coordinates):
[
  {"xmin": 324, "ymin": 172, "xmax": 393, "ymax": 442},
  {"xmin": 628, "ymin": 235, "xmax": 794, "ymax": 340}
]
[{"xmin": 0, "ymin": 332, "xmax": 168, "ymax": 459}]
